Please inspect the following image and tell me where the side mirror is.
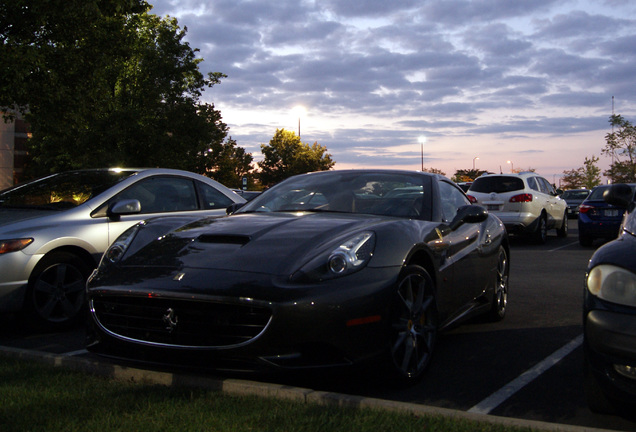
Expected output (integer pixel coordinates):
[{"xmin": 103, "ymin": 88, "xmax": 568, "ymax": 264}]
[
  {"xmin": 226, "ymin": 202, "xmax": 246, "ymax": 215},
  {"xmin": 603, "ymin": 184, "xmax": 634, "ymax": 208},
  {"xmin": 449, "ymin": 205, "xmax": 488, "ymax": 230},
  {"xmin": 107, "ymin": 199, "xmax": 141, "ymax": 221}
]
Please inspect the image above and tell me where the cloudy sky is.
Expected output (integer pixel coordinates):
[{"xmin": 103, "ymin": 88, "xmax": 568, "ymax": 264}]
[{"xmin": 149, "ymin": 0, "xmax": 636, "ymax": 184}]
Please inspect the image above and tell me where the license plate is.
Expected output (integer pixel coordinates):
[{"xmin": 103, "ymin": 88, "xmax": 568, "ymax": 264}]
[
  {"xmin": 604, "ymin": 209, "xmax": 619, "ymax": 217},
  {"xmin": 487, "ymin": 204, "xmax": 500, "ymax": 211}
]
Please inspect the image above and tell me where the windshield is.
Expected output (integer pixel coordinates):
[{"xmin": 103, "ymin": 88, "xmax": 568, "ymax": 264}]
[
  {"xmin": 239, "ymin": 171, "xmax": 430, "ymax": 219},
  {"xmin": 0, "ymin": 169, "xmax": 138, "ymax": 210},
  {"xmin": 561, "ymin": 190, "xmax": 589, "ymax": 200}
]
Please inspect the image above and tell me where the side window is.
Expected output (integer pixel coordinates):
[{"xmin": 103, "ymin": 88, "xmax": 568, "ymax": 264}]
[
  {"xmin": 536, "ymin": 177, "xmax": 553, "ymax": 195},
  {"xmin": 198, "ymin": 182, "xmax": 233, "ymax": 209},
  {"xmin": 439, "ymin": 181, "xmax": 470, "ymax": 223},
  {"xmin": 116, "ymin": 177, "xmax": 198, "ymax": 214},
  {"xmin": 527, "ymin": 177, "xmax": 539, "ymax": 192}
]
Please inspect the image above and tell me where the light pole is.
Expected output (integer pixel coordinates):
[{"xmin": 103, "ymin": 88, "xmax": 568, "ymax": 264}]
[
  {"xmin": 507, "ymin": 160, "xmax": 513, "ymax": 173},
  {"xmin": 292, "ymin": 106, "xmax": 306, "ymax": 139},
  {"xmin": 418, "ymin": 136, "xmax": 426, "ymax": 171},
  {"xmin": 473, "ymin": 157, "xmax": 479, "ymax": 170}
]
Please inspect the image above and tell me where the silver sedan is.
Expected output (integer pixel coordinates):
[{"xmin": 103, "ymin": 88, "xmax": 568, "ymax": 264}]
[{"xmin": 0, "ymin": 168, "xmax": 245, "ymax": 328}]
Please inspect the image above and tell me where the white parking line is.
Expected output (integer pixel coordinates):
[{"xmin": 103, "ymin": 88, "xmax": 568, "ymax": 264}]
[
  {"xmin": 467, "ymin": 334, "xmax": 583, "ymax": 415},
  {"xmin": 549, "ymin": 241, "xmax": 580, "ymax": 252},
  {"xmin": 62, "ymin": 349, "xmax": 88, "ymax": 357}
]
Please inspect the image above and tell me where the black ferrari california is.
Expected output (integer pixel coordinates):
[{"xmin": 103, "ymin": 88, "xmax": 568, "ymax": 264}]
[{"xmin": 86, "ymin": 170, "xmax": 510, "ymax": 384}]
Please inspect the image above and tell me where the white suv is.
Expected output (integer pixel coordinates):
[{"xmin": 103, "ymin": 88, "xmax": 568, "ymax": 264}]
[{"xmin": 466, "ymin": 172, "xmax": 568, "ymax": 243}]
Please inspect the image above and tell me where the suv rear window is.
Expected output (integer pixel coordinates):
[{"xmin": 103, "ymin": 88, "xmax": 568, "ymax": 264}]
[{"xmin": 470, "ymin": 176, "xmax": 524, "ymax": 193}]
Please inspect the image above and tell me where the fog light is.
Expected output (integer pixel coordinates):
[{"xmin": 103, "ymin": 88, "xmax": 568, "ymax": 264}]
[{"xmin": 614, "ymin": 364, "xmax": 636, "ymax": 380}]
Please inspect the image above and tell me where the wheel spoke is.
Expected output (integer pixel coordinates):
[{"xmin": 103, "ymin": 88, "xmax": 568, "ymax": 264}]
[
  {"xmin": 55, "ymin": 264, "xmax": 68, "ymax": 285},
  {"xmin": 33, "ymin": 279, "xmax": 56, "ymax": 295},
  {"xmin": 38, "ymin": 296, "xmax": 57, "ymax": 319}
]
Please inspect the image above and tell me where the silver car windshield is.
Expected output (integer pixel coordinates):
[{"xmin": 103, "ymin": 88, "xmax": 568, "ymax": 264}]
[{"xmin": 0, "ymin": 170, "xmax": 137, "ymax": 210}]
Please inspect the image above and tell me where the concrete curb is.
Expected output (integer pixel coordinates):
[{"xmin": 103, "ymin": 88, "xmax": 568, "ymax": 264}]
[{"xmin": 0, "ymin": 346, "xmax": 622, "ymax": 432}]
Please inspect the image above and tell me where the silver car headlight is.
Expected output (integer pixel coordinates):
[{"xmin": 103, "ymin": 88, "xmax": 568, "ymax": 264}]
[
  {"xmin": 293, "ymin": 231, "xmax": 376, "ymax": 281},
  {"xmin": 587, "ymin": 264, "xmax": 636, "ymax": 307}
]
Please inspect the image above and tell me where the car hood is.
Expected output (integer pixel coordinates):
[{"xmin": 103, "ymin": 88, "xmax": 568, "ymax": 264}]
[{"xmin": 123, "ymin": 212, "xmax": 388, "ymax": 275}]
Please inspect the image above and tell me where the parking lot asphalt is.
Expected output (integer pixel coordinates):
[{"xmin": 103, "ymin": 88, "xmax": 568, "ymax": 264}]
[{"xmin": 0, "ymin": 344, "xmax": 619, "ymax": 432}]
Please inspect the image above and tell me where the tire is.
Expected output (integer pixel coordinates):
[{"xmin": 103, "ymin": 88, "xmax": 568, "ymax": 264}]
[
  {"xmin": 26, "ymin": 251, "xmax": 91, "ymax": 329},
  {"xmin": 556, "ymin": 211, "xmax": 568, "ymax": 238},
  {"xmin": 533, "ymin": 214, "xmax": 548, "ymax": 244},
  {"xmin": 487, "ymin": 246, "xmax": 509, "ymax": 322},
  {"xmin": 382, "ymin": 265, "xmax": 438, "ymax": 386}
]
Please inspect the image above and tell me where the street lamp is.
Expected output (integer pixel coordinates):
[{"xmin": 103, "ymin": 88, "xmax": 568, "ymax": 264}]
[
  {"xmin": 507, "ymin": 160, "xmax": 514, "ymax": 173},
  {"xmin": 418, "ymin": 136, "xmax": 426, "ymax": 171},
  {"xmin": 292, "ymin": 106, "xmax": 306, "ymax": 138},
  {"xmin": 473, "ymin": 157, "xmax": 479, "ymax": 170}
]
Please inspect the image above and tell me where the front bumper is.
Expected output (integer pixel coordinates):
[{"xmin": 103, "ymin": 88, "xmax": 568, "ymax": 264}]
[
  {"xmin": 0, "ymin": 251, "xmax": 40, "ymax": 312},
  {"xmin": 585, "ymin": 309, "xmax": 636, "ymax": 401},
  {"xmin": 86, "ymin": 265, "xmax": 400, "ymax": 372}
]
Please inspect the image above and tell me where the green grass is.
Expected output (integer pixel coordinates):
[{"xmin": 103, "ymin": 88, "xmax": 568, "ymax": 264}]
[{"xmin": 0, "ymin": 357, "xmax": 537, "ymax": 432}]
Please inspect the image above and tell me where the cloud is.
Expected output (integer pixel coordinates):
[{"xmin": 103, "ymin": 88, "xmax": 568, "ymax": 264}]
[{"xmin": 149, "ymin": 0, "xmax": 636, "ymax": 179}]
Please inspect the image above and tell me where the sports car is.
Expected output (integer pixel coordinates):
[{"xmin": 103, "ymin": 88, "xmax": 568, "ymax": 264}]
[{"xmin": 86, "ymin": 169, "xmax": 510, "ymax": 384}]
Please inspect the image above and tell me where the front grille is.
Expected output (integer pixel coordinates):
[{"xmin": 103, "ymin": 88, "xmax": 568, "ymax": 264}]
[{"xmin": 91, "ymin": 295, "xmax": 272, "ymax": 348}]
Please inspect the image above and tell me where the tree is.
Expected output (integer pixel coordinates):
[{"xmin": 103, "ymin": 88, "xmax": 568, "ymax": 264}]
[
  {"xmin": 422, "ymin": 167, "xmax": 446, "ymax": 176},
  {"xmin": 208, "ymin": 137, "xmax": 254, "ymax": 189},
  {"xmin": 451, "ymin": 169, "xmax": 487, "ymax": 183},
  {"xmin": 561, "ymin": 156, "xmax": 601, "ymax": 190},
  {"xmin": 2, "ymin": 1, "xmax": 243, "ymax": 180},
  {"xmin": 258, "ymin": 129, "xmax": 334, "ymax": 187},
  {"xmin": 603, "ymin": 114, "xmax": 636, "ymax": 183}
]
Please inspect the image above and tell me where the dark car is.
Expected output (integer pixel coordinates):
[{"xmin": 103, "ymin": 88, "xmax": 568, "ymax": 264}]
[
  {"xmin": 584, "ymin": 183, "xmax": 636, "ymax": 413},
  {"xmin": 578, "ymin": 184, "xmax": 636, "ymax": 247},
  {"xmin": 560, "ymin": 189, "xmax": 590, "ymax": 218},
  {"xmin": 86, "ymin": 170, "xmax": 510, "ymax": 384}
]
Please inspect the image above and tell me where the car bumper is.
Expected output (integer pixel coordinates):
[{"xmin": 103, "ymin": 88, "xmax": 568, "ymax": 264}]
[
  {"xmin": 0, "ymin": 251, "xmax": 39, "ymax": 312},
  {"xmin": 578, "ymin": 215, "xmax": 622, "ymax": 239},
  {"xmin": 86, "ymin": 266, "xmax": 400, "ymax": 372},
  {"xmin": 490, "ymin": 212, "xmax": 539, "ymax": 233},
  {"xmin": 585, "ymin": 309, "xmax": 636, "ymax": 401}
]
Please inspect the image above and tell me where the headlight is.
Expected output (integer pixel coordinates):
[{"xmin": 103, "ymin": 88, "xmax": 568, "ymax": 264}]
[
  {"xmin": 0, "ymin": 238, "xmax": 33, "ymax": 254},
  {"xmin": 587, "ymin": 264, "xmax": 636, "ymax": 307},
  {"xmin": 293, "ymin": 231, "xmax": 376, "ymax": 281},
  {"xmin": 98, "ymin": 222, "xmax": 143, "ymax": 270}
]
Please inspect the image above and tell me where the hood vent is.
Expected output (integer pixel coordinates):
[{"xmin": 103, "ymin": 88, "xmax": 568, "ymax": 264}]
[{"xmin": 196, "ymin": 234, "xmax": 251, "ymax": 246}]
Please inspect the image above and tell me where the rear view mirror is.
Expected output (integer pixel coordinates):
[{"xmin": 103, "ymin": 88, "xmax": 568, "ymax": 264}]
[
  {"xmin": 449, "ymin": 205, "xmax": 488, "ymax": 230},
  {"xmin": 107, "ymin": 199, "xmax": 141, "ymax": 221}
]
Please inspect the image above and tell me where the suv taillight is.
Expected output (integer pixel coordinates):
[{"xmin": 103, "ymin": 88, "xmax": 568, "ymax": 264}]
[
  {"xmin": 467, "ymin": 195, "xmax": 477, "ymax": 204},
  {"xmin": 510, "ymin": 193, "xmax": 533, "ymax": 203}
]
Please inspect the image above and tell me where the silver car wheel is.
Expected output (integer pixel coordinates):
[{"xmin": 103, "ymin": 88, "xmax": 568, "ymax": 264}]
[{"xmin": 29, "ymin": 252, "xmax": 89, "ymax": 327}]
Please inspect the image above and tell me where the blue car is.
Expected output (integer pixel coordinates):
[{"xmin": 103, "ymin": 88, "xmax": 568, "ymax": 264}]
[
  {"xmin": 578, "ymin": 184, "xmax": 636, "ymax": 247},
  {"xmin": 584, "ymin": 183, "xmax": 636, "ymax": 413}
]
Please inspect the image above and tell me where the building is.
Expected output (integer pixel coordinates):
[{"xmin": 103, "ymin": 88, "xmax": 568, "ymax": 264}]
[{"xmin": 0, "ymin": 112, "xmax": 30, "ymax": 189}]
